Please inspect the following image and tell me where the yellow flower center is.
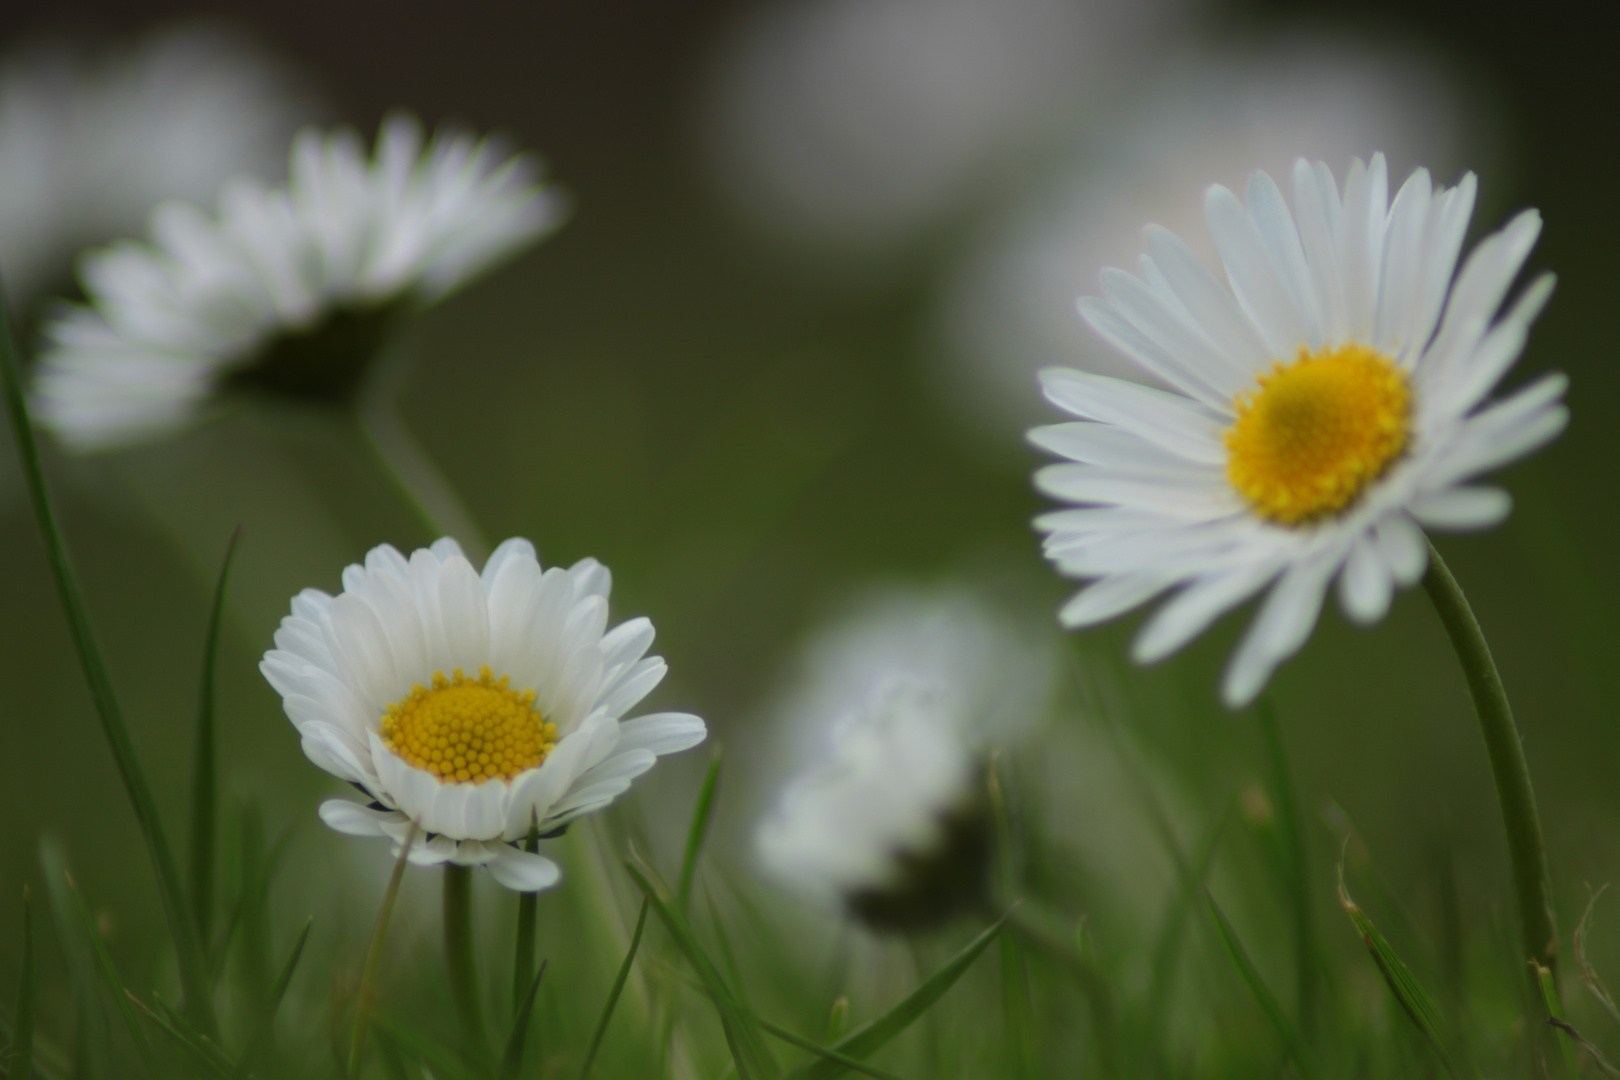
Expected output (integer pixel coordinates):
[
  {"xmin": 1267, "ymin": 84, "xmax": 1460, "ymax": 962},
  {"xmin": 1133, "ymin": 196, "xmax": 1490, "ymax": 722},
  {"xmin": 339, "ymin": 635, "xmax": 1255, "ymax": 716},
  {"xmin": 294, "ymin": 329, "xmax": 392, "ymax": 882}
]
[
  {"xmin": 1224, "ymin": 343, "xmax": 1410, "ymax": 526},
  {"xmin": 379, "ymin": 665, "xmax": 558, "ymax": 784}
]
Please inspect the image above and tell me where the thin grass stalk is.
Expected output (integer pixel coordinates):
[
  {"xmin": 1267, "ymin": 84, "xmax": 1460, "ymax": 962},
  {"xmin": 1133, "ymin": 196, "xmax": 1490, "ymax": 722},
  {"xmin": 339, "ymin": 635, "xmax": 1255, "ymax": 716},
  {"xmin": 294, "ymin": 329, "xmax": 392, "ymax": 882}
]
[
  {"xmin": 348, "ymin": 822, "xmax": 417, "ymax": 1079},
  {"xmin": 1421, "ymin": 540, "xmax": 1559, "ymax": 993},
  {"xmin": 0, "ymin": 273, "xmax": 215, "ymax": 1034},
  {"xmin": 190, "ymin": 527, "xmax": 243, "ymax": 947},
  {"xmin": 445, "ymin": 863, "xmax": 488, "ymax": 1052}
]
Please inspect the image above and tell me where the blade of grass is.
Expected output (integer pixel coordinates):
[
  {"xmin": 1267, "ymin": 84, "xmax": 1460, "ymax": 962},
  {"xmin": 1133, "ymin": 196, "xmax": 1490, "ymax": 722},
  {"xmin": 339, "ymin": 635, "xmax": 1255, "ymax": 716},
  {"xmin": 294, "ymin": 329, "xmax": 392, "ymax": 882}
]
[
  {"xmin": 349, "ymin": 822, "xmax": 417, "ymax": 1079},
  {"xmin": 579, "ymin": 896, "xmax": 650, "ymax": 1080},
  {"xmin": 750, "ymin": 1016, "xmax": 904, "ymax": 1080},
  {"xmin": 1534, "ymin": 960, "xmax": 1576, "ymax": 1075},
  {"xmin": 10, "ymin": 887, "xmax": 35, "ymax": 1080},
  {"xmin": 500, "ymin": 959, "xmax": 547, "ymax": 1080},
  {"xmin": 127, "ymin": 993, "xmax": 234, "ymax": 1077},
  {"xmin": 790, "ymin": 913, "xmax": 1008, "ymax": 1080},
  {"xmin": 38, "ymin": 839, "xmax": 112, "ymax": 1077},
  {"xmin": 512, "ymin": 820, "xmax": 540, "ymax": 1016},
  {"xmin": 1005, "ymin": 904, "xmax": 1117, "ymax": 1079},
  {"xmin": 371, "ymin": 1013, "xmax": 480, "ymax": 1080},
  {"xmin": 626, "ymin": 859, "xmax": 779, "ymax": 1080},
  {"xmin": 1203, "ymin": 891, "xmax": 1314, "ymax": 1080},
  {"xmin": 1257, "ymin": 698, "xmax": 1317, "ymax": 1036},
  {"xmin": 62, "ymin": 872, "xmax": 159, "ymax": 1076},
  {"xmin": 0, "ymin": 275, "xmax": 215, "ymax": 1035},
  {"xmin": 231, "ymin": 917, "xmax": 313, "ymax": 1080},
  {"xmin": 678, "ymin": 749, "xmax": 723, "ymax": 916},
  {"xmin": 1336, "ymin": 862, "xmax": 1457, "ymax": 1077},
  {"xmin": 190, "ymin": 526, "xmax": 242, "ymax": 947}
]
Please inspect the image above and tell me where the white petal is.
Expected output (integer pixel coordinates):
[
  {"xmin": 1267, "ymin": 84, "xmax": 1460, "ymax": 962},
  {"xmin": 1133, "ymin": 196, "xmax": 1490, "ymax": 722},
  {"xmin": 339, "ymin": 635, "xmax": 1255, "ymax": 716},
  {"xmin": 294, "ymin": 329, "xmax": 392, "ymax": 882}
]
[
  {"xmin": 1075, "ymin": 296, "xmax": 1232, "ymax": 408},
  {"xmin": 1222, "ymin": 553, "xmax": 1340, "ymax": 708},
  {"xmin": 319, "ymin": 800, "xmax": 402, "ymax": 837},
  {"xmin": 483, "ymin": 537, "xmax": 537, "ymax": 589},
  {"xmin": 1374, "ymin": 514, "xmax": 1429, "ymax": 586},
  {"xmin": 1144, "ymin": 219, "xmax": 1272, "ymax": 375},
  {"xmin": 1204, "ymin": 185, "xmax": 1309, "ymax": 358},
  {"xmin": 437, "ymin": 555, "xmax": 492, "ymax": 674},
  {"xmin": 1338, "ymin": 535, "xmax": 1394, "ymax": 625},
  {"xmin": 486, "ymin": 847, "xmax": 561, "ymax": 892},
  {"xmin": 1132, "ymin": 562, "xmax": 1280, "ymax": 664},
  {"xmin": 1038, "ymin": 368, "xmax": 1225, "ymax": 465},
  {"xmin": 614, "ymin": 713, "xmax": 707, "ymax": 758},
  {"xmin": 1058, "ymin": 572, "xmax": 1178, "ymax": 628},
  {"xmin": 1408, "ymin": 487, "xmax": 1512, "ymax": 531}
]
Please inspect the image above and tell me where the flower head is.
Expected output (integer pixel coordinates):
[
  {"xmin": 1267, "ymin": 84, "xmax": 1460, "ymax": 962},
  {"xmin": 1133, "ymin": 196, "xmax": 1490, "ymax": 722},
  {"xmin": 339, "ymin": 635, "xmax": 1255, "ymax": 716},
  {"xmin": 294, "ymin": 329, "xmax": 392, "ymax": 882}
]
[
  {"xmin": 261, "ymin": 538, "xmax": 706, "ymax": 891},
  {"xmin": 754, "ymin": 588, "xmax": 1051, "ymax": 930},
  {"xmin": 1032, "ymin": 153, "xmax": 1566, "ymax": 707},
  {"xmin": 34, "ymin": 113, "xmax": 564, "ymax": 450}
]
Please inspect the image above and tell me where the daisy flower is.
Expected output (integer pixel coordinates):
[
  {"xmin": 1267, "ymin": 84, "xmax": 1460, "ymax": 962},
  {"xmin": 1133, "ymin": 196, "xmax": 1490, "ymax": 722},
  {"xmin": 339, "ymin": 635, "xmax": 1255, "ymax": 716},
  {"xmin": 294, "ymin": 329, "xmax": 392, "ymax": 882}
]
[
  {"xmin": 0, "ymin": 24, "xmax": 310, "ymax": 306},
  {"xmin": 755, "ymin": 588, "xmax": 1051, "ymax": 930},
  {"xmin": 260, "ymin": 537, "xmax": 706, "ymax": 891},
  {"xmin": 1031, "ymin": 153, "xmax": 1566, "ymax": 707},
  {"xmin": 34, "ymin": 112, "xmax": 563, "ymax": 451},
  {"xmin": 940, "ymin": 36, "xmax": 1484, "ymax": 437}
]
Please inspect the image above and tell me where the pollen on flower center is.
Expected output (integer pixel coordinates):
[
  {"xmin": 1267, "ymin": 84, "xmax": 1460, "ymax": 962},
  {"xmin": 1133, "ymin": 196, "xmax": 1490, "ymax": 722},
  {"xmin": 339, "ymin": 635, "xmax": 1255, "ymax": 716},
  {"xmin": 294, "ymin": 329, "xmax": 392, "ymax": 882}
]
[
  {"xmin": 1224, "ymin": 343, "xmax": 1410, "ymax": 526},
  {"xmin": 379, "ymin": 665, "xmax": 558, "ymax": 784}
]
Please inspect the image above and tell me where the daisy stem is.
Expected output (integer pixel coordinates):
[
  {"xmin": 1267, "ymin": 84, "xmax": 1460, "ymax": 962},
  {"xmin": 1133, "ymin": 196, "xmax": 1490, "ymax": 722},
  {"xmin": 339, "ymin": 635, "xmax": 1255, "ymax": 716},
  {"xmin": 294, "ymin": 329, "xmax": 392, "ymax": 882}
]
[
  {"xmin": 0, "ymin": 278, "xmax": 217, "ymax": 1036},
  {"xmin": 445, "ymin": 863, "xmax": 488, "ymax": 1053},
  {"xmin": 349, "ymin": 821, "xmax": 417, "ymax": 1079},
  {"xmin": 356, "ymin": 400, "xmax": 489, "ymax": 564},
  {"xmin": 1421, "ymin": 540, "xmax": 1559, "ymax": 990},
  {"xmin": 512, "ymin": 824, "xmax": 540, "ymax": 1015}
]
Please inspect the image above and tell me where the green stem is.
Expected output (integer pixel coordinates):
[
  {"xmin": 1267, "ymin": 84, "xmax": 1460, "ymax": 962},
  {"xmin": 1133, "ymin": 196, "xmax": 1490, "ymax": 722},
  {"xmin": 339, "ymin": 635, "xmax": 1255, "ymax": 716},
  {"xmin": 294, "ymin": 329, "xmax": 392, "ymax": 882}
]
[
  {"xmin": 0, "ymin": 275, "xmax": 216, "ymax": 1034},
  {"xmin": 350, "ymin": 822, "xmax": 417, "ymax": 1079},
  {"xmin": 1422, "ymin": 540, "xmax": 1559, "ymax": 989},
  {"xmin": 445, "ymin": 864, "xmax": 487, "ymax": 1051},
  {"xmin": 189, "ymin": 527, "xmax": 242, "ymax": 949},
  {"xmin": 512, "ymin": 825, "xmax": 540, "ymax": 1016},
  {"xmin": 355, "ymin": 402, "xmax": 487, "ymax": 564}
]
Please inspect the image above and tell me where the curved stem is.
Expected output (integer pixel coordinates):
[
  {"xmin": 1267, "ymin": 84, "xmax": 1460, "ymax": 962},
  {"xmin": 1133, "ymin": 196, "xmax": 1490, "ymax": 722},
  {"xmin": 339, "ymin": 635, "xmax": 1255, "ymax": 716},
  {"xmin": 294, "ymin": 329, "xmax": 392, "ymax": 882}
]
[
  {"xmin": 355, "ymin": 390, "xmax": 488, "ymax": 564},
  {"xmin": 1422, "ymin": 540, "xmax": 1558, "ymax": 988},
  {"xmin": 444, "ymin": 864, "xmax": 487, "ymax": 1052}
]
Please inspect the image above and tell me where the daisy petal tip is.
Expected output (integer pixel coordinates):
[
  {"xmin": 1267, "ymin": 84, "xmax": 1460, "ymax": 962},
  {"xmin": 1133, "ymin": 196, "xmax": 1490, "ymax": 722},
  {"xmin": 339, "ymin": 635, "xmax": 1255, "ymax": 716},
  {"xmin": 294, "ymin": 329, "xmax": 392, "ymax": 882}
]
[{"xmin": 487, "ymin": 848, "xmax": 562, "ymax": 893}]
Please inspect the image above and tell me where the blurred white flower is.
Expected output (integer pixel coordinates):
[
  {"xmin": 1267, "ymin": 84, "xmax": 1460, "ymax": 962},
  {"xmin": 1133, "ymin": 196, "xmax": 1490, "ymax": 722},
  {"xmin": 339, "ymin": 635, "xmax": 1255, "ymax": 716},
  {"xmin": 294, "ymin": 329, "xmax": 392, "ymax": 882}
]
[
  {"xmin": 0, "ymin": 24, "xmax": 311, "ymax": 306},
  {"xmin": 34, "ymin": 113, "xmax": 564, "ymax": 451},
  {"xmin": 701, "ymin": 0, "xmax": 1192, "ymax": 267},
  {"xmin": 260, "ymin": 537, "xmax": 707, "ymax": 892},
  {"xmin": 754, "ymin": 587, "xmax": 1053, "ymax": 929},
  {"xmin": 940, "ymin": 37, "xmax": 1492, "ymax": 438},
  {"xmin": 1031, "ymin": 154, "xmax": 1564, "ymax": 706}
]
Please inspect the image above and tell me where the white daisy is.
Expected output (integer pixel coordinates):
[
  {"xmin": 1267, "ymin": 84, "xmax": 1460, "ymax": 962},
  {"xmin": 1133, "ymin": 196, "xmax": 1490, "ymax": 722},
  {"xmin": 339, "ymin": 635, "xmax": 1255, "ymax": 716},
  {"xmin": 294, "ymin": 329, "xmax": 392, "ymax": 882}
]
[
  {"xmin": 260, "ymin": 537, "xmax": 707, "ymax": 892},
  {"xmin": 755, "ymin": 588, "xmax": 1052, "ymax": 929},
  {"xmin": 0, "ymin": 24, "xmax": 311, "ymax": 306},
  {"xmin": 34, "ymin": 112, "xmax": 563, "ymax": 451},
  {"xmin": 940, "ymin": 36, "xmax": 1486, "ymax": 438},
  {"xmin": 1031, "ymin": 153, "xmax": 1567, "ymax": 707}
]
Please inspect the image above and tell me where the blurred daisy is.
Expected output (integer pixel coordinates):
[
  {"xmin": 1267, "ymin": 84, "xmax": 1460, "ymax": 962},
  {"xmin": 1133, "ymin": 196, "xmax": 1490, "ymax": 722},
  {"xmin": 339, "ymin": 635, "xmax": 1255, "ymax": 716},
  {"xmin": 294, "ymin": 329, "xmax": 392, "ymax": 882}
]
[
  {"xmin": 1031, "ymin": 153, "xmax": 1565, "ymax": 707},
  {"xmin": 941, "ymin": 38, "xmax": 1488, "ymax": 437},
  {"xmin": 34, "ymin": 113, "xmax": 563, "ymax": 451},
  {"xmin": 0, "ymin": 24, "xmax": 310, "ymax": 306},
  {"xmin": 755, "ymin": 588, "xmax": 1052, "ymax": 930},
  {"xmin": 703, "ymin": 0, "xmax": 1191, "ymax": 268},
  {"xmin": 260, "ymin": 537, "xmax": 706, "ymax": 891}
]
